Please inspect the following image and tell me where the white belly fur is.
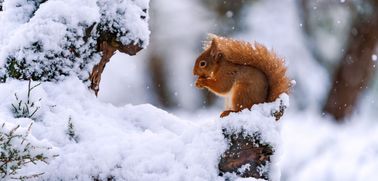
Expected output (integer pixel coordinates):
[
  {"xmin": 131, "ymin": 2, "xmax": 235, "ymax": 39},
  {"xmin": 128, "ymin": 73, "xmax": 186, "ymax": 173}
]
[
  {"xmin": 208, "ymin": 85, "xmax": 234, "ymax": 110},
  {"xmin": 223, "ymin": 88, "xmax": 234, "ymax": 110}
]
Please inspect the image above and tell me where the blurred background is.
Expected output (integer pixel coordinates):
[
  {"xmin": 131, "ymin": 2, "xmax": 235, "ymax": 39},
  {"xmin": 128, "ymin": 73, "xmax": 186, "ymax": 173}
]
[{"xmin": 99, "ymin": 0, "xmax": 378, "ymax": 180}]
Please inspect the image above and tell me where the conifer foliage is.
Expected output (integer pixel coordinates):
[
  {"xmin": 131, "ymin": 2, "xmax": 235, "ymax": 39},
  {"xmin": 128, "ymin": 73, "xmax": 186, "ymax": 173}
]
[
  {"xmin": 11, "ymin": 80, "xmax": 41, "ymax": 120},
  {"xmin": 0, "ymin": 0, "xmax": 149, "ymax": 94},
  {"xmin": 0, "ymin": 122, "xmax": 54, "ymax": 180}
]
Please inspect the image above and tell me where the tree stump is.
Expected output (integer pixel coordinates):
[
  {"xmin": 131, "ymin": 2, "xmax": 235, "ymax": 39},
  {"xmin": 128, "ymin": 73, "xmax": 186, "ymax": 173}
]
[
  {"xmin": 218, "ymin": 102, "xmax": 285, "ymax": 180},
  {"xmin": 219, "ymin": 132, "xmax": 273, "ymax": 180}
]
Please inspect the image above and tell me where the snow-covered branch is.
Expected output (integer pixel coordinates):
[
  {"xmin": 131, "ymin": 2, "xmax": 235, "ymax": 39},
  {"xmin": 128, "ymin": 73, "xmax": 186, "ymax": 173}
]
[{"xmin": 0, "ymin": 0, "xmax": 150, "ymax": 94}]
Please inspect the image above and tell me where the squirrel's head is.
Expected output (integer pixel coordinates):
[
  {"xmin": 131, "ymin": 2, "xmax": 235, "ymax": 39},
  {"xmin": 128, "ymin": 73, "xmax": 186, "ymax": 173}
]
[{"xmin": 193, "ymin": 36, "xmax": 224, "ymax": 79}]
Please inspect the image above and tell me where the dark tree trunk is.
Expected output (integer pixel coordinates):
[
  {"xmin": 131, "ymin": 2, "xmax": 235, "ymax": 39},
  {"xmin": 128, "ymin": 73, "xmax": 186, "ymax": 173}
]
[
  {"xmin": 324, "ymin": 0, "xmax": 378, "ymax": 121},
  {"xmin": 147, "ymin": 54, "xmax": 176, "ymax": 108}
]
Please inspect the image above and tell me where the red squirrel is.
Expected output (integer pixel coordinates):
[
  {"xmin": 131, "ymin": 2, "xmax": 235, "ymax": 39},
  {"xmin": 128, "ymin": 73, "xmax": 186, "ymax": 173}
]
[{"xmin": 193, "ymin": 34, "xmax": 290, "ymax": 118}]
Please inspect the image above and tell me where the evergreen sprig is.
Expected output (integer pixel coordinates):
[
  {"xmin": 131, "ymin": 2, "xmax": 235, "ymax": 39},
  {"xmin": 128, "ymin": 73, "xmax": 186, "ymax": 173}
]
[
  {"xmin": 0, "ymin": 123, "xmax": 51, "ymax": 180},
  {"xmin": 66, "ymin": 117, "xmax": 79, "ymax": 143},
  {"xmin": 11, "ymin": 80, "xmax": 42, "ymax": 120}
]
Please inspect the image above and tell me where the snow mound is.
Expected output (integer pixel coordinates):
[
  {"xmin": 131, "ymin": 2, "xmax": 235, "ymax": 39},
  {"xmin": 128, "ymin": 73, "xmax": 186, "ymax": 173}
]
[
  {"xmin": 220, "ymin": 94, "xmax": 288, "ymax": 148},
  {"xmin": 0, "ymin": 0, "xmax": 149, "ymax": 83},
  {"xmin": 0, "ymin": 78, "xmax": 286, "ymax": 180}
]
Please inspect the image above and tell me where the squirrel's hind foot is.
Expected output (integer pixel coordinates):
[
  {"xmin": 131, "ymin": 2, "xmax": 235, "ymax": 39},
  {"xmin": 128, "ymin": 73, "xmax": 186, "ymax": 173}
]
[{"xmin": 220, "ymin": 110, "xmax": 237, "ymax": 118}]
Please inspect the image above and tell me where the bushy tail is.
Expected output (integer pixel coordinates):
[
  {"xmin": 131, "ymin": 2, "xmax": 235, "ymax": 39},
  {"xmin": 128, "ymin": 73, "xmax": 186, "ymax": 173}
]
[{"xmin": 205, "ymin": 34, "xmax": 291, "ymax": 102}]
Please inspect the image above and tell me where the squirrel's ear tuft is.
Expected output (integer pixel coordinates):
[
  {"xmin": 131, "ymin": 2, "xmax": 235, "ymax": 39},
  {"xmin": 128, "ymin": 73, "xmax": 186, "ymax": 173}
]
[
  {"xmin": 210, "ymin": 38, "xmax": 223, "ymax": 60},
  {"xmin": 207, "ymin": 33, "xmax": 218, "ymax": 40},
  {"xmin": 202, "ymin": 33, "xmax": 219, "ymax": 50}
]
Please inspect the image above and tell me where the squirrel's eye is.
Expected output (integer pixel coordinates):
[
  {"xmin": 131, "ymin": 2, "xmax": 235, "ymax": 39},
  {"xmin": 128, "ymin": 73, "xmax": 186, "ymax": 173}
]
[{"xmin": 199, "ymin": 60, "xmax": 207, "ymax": 68}]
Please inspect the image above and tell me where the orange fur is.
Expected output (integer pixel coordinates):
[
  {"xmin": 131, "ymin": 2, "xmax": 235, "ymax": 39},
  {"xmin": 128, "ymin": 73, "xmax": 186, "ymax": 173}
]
[
  {"xmin": 203, "ymin": 34, "xmax": 290, "ymax": 102},
  {"xmin": 193, "ymin": 34, "xmax": 291, "ymax": 117}
]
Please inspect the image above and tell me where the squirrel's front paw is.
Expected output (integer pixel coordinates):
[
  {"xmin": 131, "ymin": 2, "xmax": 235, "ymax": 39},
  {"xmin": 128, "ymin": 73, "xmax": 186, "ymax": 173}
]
[
  {"xmin": 195, "ymin": 77, "xmax": 207, "ymax": 88},
  {"xmin": 220, "ymin": 110, "xmax": 232, "ymax": 118}
]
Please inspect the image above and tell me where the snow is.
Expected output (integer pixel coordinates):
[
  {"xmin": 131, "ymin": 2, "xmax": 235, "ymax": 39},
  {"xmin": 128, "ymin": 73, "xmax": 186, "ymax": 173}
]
[
  {"xmin": 218, "ymin": 94, "xmax": 288, "ymax": 181},
  {"xmin": 0, "ymin": 0, "xmax": 149, "ymax": 83},
  {"xmin": 280, "ymin": 111, "xmax": 378, "ymax": 181},
  {"xmin": 98, "ymin": 52, "xmax": 151, "ymax": 106},
  {"xmin": 226, "ymin": 11, "xmax": 234, "ymax": 18},
  {"xmin": 97, "ymin": 0, "xmax": 150, "ymax": 46},
  {"xmin": 0, "ymin": 78, "xmax": 284, "ymax": 180},
  {"xmin": 220, "ymin": 94, "xmax": 288, "ymax": 148},
  {"xmin": 2, "ymin": 0, "xmax": 378, "ymax": 180},
  {"xmin": 100, "ymin": 0, "xmax": 213, "ymax": 109},
  {"xmin": 0, "ymin": 121, "xmax": 57, "ymax": 180},
  {"xmin": 177, "ymin": 106, "xmax": 378, "ymax": 181}
]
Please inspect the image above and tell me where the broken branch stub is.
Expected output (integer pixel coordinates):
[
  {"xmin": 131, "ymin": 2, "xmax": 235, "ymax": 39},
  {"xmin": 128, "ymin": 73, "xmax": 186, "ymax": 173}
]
[{"xmin": 89, "ymin": 32, "xmax": 143, "ymax": 95}]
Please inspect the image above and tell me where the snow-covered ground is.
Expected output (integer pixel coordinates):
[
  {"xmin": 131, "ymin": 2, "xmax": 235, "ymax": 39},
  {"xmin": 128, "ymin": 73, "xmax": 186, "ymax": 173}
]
[
  {"xmin": 2, "ymin": 78, "xmax": 377, "ymax": 180},
  {"xmin": 280, "ymin": 111, "xmax": 378, "ymax": 181},
  {"xmin": 98, "ymin": 0, "xmax": 378, "ymax": 179},
  {"xmin": 2, "ymin": 0, "xmax": 378, "ymax": 180},
  {"xmin": 0, "ymin": 78, "xmax": 284, "ymax": 180}
]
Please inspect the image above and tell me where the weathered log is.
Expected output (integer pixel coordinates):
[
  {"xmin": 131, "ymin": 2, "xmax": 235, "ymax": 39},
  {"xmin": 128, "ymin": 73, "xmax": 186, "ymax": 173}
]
[
  {"xmin": 218, "ymin": 102, "xmax": 285, "ymax": 180},
  {"xmin": 219, "ymin": 132, "xmax": 273, "ymax": 180}
]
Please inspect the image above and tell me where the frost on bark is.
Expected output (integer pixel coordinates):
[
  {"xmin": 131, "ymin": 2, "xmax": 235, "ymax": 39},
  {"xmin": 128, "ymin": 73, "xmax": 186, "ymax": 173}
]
[
  {"xmin": 324, "ymin": 0, "xmax": 378, "ymax": 121},
  {"xmin": 0, "ymin": 0, "xmax": 149, "ymax": 95}
]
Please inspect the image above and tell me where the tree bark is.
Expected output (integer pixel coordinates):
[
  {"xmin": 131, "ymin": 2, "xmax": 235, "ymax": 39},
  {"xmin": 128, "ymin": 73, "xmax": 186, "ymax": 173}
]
[
  {"xmin": 218, "ymin": 103, "xmax": 286, "ymax": 180},
  {"xmin": 89, "ymin": 36, "xmax": 143, "ymax": 95},
  {"xmin": 219, "ymin": 132, "xmax": 273, "ymax": 180},
  {"xmin": 147, "ymin": 54, "xmax": 176, "ymax": 108},
  {"xmin": 324, "ymin": 0, "xmax": 378, "ymax": 121},
  {"xmin": 89, "ymin": 41, "xmax": 116, "ymax": 96}
]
